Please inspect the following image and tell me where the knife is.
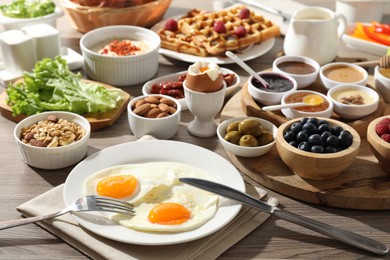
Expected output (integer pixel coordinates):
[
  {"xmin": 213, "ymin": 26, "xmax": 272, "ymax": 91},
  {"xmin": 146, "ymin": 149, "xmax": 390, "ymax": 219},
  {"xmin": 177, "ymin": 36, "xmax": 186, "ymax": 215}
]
[{"xmin": 179, "ymin": 178, "xmax": 388, "ymax": 256}]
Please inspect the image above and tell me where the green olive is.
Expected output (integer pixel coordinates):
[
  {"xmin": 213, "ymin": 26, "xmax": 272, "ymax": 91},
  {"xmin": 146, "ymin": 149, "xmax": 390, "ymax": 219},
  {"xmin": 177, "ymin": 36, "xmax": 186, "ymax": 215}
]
[
  {"xmin": 257, "ymin": 131, "xmax": 274, "ymax": 146},
  {"xmin": 239, "ymin": 135, "xmax": 259, "ymax": 147},
  {"xmin": 224, "ymin": 131, "xmax": 241, "ymax": 145},
  {"xmin": 226, "ymin": 121, "xmax": 240, "ymax": 133},
  {"xmin": 238, "ymin": 119, "xmax": 264, "ymax": 137}
]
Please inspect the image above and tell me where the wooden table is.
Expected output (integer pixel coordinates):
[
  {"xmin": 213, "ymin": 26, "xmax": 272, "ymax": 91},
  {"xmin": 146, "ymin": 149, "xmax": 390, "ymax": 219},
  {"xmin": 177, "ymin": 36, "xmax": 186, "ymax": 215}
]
[{"xmin": 0, "ymin": 0, "xmax": 389, "ymax": 258}]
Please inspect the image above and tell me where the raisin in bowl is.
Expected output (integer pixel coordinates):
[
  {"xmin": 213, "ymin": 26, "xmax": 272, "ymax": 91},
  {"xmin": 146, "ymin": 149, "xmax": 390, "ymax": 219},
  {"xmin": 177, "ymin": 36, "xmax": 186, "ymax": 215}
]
[{"xmin": 275, "ymin": 117, "xmax": 360, "ymax": 180}]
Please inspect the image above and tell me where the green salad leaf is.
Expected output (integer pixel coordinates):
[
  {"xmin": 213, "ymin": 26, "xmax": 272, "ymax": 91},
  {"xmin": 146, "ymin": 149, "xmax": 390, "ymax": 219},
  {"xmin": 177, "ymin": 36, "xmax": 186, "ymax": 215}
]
[
  {"xmin": 6, "ymin": 56, "xmax": 125, "ymax": 116},
  {"xmin": 0, "ymin": 0, "xmax": 55, "ymax": 18}
]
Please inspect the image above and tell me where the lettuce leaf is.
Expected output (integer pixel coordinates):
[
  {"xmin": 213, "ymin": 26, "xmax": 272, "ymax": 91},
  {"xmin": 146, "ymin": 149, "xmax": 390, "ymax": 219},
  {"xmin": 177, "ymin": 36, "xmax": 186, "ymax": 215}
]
[
  {"xmin": 6, "ymin": 56, "xmax": 124, "ymax": 116},
  {"xmin": 0, "ymin": 0, "xmax": 55, "ymax": 18}
]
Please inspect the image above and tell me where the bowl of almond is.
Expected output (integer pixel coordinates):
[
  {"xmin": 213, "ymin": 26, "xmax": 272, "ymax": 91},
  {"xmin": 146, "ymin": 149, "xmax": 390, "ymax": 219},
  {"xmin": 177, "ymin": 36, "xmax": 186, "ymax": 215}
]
[
  {"xmin": 127, "ymin": 94, "xmax": 181, "ymax": 139},
  {"xmin": 13, "ymin": 111, "xmax": 90, "ymax": 169}
]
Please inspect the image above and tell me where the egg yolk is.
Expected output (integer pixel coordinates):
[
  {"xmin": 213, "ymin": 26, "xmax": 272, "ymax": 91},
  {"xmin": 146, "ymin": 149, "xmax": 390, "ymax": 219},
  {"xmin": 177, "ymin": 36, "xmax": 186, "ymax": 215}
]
[
  {"xmin": 148, "ymin": 203, "xmax": 191, "ymax": 225},
  {"xmin": 199, "ymin": 66, "xmax": 209, "ymax": 73},
  {"xmin": 96, "ymin": 175, "xmax": 138, "ymax": 199}
]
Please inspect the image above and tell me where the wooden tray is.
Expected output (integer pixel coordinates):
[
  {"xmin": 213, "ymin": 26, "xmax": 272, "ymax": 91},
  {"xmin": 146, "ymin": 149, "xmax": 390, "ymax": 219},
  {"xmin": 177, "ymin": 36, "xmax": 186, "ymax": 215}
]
[
  {"xmin": 241, "ymin": 76, "xmax": 385, "ymax": 137},
  {"xmin": 221, "ymin": 79, "xmax": 390, "ymax": 210},
  {"xmin": 0, "ymin": 79, "xmax": 130, "ymax": 132}
]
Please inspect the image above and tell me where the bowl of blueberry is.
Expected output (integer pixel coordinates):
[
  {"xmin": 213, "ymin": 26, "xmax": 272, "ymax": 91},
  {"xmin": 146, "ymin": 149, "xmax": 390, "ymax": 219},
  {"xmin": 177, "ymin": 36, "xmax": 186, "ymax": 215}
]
[{"xmin": 276, "ymin": 117, "xmax": 361, "ymax": 180}]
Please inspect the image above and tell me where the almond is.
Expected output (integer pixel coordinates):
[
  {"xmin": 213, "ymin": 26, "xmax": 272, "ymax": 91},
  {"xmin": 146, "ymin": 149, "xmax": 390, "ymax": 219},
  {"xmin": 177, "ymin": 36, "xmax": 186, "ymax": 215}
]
[
  {"xmin": 160, "ymin": 97, "xmax": 176, "ymax": 107},
  {"xmin": 146, "ymin": 107, "xmax": 162, "ymax": 118},
  {"xmin": 133, "ymin": 103, "xmax": 151, "ymax": 116},
  {"xmin": 144, "ymin": 96, "xmax": 160, "ymax": 104}
]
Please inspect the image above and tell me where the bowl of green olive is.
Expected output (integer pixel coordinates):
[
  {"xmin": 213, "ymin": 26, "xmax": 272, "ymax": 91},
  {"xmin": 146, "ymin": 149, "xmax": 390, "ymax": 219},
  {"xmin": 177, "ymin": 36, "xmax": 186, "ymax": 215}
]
[{"xmin": 217, "ymin": 117, "xmax": 277, "ymax": 157}]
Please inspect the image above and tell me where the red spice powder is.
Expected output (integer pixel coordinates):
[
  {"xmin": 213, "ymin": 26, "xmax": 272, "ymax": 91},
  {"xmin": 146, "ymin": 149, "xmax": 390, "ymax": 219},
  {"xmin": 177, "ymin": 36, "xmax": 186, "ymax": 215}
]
[{"xmin": 101, "ymin": 40, "xmax": 141, "ymax": 56}]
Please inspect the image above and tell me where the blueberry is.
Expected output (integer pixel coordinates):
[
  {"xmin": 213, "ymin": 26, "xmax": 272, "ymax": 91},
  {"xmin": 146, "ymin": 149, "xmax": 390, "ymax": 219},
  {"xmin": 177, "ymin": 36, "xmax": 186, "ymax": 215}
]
[
  {"xmin": 298, "ymin": 142, "xmax": 311, "ymax": 151},
  {"xmin": 296, "ymin": 131, "xmax": 308, "ymax": 143},
  {"xmin": 311, "ymin": 145, "xmax": 324, "ymax": 153},
  {"xmin": 307, "ymin": 117, "xmax": 319, "ymax": 127},
  {"xmin": 325, "ymin": 146, "xmax": 337, "ymax": 153},
  {"xmin": 289, "ymin": 140, "xmax": 298, "ymax": 147},
  {"xmin": 320, "ymin": 131, "xmax": 332, "ymax": 142},
  {"xmin": 302, "ymin": 122, "xmax": 317, "ymax": 135},
  {"xmin": 290, "ymin": 122, "xmax": 303, "ymax": 134},
  {"xmin": 339, "ymin": 132, "xmax": 353, "ymax": 149},
  {"xmin": 317, "ymin": 123, "xmax": 331, "ymax": 134},
  {"xmin": 332, "ymin": 126, "xmax": 344, "ymax": 135},
  {"xmin": 299, "ymin": 117, "xmax": 309, "ymax": 125},
  {"xmin": 326, "ymin": 135, "xmax": 339, "ymax": 147},
  {"xmin": 284, "ymin": 131, "xmax": 295, "ymax": 142},
  {"xmin": 318, "ymin": 119, "xmax": 329, "ymax": 125},
  {"xmin": 308, "ymin": 134, "xmax": 322, "ymax": 146}
]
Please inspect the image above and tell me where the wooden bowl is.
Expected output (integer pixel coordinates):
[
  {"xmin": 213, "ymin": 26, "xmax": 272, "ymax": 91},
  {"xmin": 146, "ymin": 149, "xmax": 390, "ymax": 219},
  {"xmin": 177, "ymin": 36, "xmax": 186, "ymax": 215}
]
[
  {"xmin": 367, "ymin": 115, "xmax": 390, "ymax": 172},
  {"xmin": 276, "ymin": 117, "xmax": 361, "ymax": 180}
]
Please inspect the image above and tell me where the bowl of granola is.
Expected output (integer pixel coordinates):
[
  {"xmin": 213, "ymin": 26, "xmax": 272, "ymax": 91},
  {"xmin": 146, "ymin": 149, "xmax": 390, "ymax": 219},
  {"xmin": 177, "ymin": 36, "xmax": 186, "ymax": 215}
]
[{"xmin": 13, "ymin": 111, "xmax": 90, "ymax": 169}]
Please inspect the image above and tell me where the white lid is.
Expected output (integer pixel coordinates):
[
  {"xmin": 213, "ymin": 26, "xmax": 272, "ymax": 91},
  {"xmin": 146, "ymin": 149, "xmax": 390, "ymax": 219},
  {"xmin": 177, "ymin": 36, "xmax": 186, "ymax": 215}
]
[
  {"xmin": 0, "ymin": 30, "xmax": 32, "ymax": 45},
  {"xmin": 21, "ymin": 23, "xmax": 59, "ymax": 38}
]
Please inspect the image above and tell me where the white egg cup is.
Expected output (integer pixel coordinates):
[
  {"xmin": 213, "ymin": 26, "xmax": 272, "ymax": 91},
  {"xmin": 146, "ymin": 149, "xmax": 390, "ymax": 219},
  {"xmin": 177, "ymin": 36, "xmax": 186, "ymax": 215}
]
[{"xmin": 183, "ymin": 80, "xmax": 226, "ymax": 137}]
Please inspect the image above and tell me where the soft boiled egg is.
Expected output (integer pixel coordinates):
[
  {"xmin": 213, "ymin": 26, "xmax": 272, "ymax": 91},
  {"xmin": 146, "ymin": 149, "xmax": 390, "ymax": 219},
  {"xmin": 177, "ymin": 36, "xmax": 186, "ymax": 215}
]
[
  {"xmin": 83, "ymin": 162, "xmax": 219, "ymax": 233},
  {"xmin": 185, "ymin": 61, "xmax": 224, "ymax": 93}
]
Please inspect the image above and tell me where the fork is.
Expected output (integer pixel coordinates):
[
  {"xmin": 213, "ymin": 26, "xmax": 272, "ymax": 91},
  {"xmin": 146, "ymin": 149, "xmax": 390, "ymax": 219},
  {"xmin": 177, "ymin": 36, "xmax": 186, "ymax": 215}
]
[{"xmin": 0, "ymin": 195, "xmax": 134, "ymax": 230}]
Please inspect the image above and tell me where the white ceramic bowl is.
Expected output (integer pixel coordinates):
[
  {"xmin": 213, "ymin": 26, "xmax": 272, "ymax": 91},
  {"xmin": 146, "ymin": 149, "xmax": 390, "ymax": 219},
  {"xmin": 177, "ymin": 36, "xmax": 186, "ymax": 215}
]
[
  {"xmin": 80, "ymin": 25, "xmax": 160, "ymax": 87},
  {"xmin": 272, "ymin": 55, "xmax": 320, "ymax": 89},
  {"xmin": 327, "ymin": 84, "xmax": 379, "ymax": 120},
  {"xmin": 127, "ymin": 94, "xmax": 181, "ymax": 139},
  {"xmin": 281, "ymin": 90, "xmax": 334, "ymax": 119},
  {"xmin": 374, "ymin": 65, "xmax": 390, "ymax": 103},
  {"xmin": 248, "ymin": 71, "xmax": 298, "ymax": 105},
  {"xmin": 0, "ymin": 6, "xmax": 64, "ymax": 30},
  {"xmin": 217, "ymin": 116, "xmax": 277, "ymax": 158},
  {"xmin": 320, "ymin": 62, "xmax": 368, "ymax": 90},
  {"xmin": 142, "ymin": 68, "xmax": 240, "ymax": 110},
  {"xmin": 13, "ymin": 111, "xmax": 90, "ymax": 169}
]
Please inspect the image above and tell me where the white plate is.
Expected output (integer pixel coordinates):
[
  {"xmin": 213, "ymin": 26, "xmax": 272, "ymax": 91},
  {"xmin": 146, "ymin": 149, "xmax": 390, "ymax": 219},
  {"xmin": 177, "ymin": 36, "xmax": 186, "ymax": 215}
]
[
  {"xmin": 0, "ymin": 47, "xmax": 84, "ymax": 87},
  {"xmin": 63, "ymin": 140, "xmax": 244, "ymax": 245},
  {"xmin": 159, "ymin": 38, "xmax": 275, "ymax": 64},
  {"xmin": 342, "ymin": 23, "xmax": 388, "ymax": 56},
  {"xmin": 142, "ymin": 68, "xmax": 240, "ymax": 110}
]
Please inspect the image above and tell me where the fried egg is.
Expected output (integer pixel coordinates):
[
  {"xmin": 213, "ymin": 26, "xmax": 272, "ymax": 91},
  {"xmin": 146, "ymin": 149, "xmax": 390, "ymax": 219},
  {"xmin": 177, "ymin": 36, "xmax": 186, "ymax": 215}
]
[{"xmin": 83, "ymin": 162, "xmax": 219, "ymax": 233}]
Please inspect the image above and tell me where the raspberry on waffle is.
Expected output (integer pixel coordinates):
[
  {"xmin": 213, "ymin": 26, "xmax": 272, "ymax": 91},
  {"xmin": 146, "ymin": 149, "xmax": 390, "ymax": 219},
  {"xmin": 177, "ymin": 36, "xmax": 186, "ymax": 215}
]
[{"xmin": 158, "ymin": 6, "xmax": 280, "ymax": 57}]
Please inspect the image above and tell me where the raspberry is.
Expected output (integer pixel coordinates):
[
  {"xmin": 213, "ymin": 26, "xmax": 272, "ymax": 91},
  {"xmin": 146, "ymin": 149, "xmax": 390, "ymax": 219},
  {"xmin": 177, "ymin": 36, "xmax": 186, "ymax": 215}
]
[
  {"xmin": 375, "ymin": 118, "xmax": 390, "ymax": 136},
  {"xmin": 213, "ymin": 21, "xmax": 227, "ymax": 33},
  {"xmin": 234, "ymin": 26, "xmax": 247, "ymax": 38},
  {"xmin": 238, "ymin": 8, "xmax": 250, "ymax": 19},
  {"xmin": 164, "ymin": 18, "xmax": 178, "ymax": 32},
  {"xmin": 381, "ymin": 134, "xmax": 390, "ymax": 143}
]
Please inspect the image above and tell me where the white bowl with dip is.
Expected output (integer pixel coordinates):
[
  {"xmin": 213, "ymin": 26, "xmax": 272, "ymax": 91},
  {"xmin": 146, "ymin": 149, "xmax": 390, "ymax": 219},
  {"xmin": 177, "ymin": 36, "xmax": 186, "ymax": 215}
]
[
  {"xmin": 80, "ymin": 25, "xmax": 160, "ymax": 87},
  {"xmin": 327, "ymin": 84, "xmax": 379, "ymax": 120},
  {"xmin": 374, "ymin": 65, "xmax": 390, "ymax": 103},
  {"xmin": 248, "ymin": 71, "xmax": 298, "ymax": 106},
  {"xmin": 272, "ymin": 55, "xmax": 320, "ymax": 89},
  {"xmin": 320, "ymin": 62, "xmax": 368, "ymax": 90}
]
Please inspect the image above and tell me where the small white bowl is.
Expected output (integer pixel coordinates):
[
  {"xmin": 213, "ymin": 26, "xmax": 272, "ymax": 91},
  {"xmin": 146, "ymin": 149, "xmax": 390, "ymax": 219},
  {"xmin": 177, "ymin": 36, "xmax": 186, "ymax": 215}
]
[
  {"xmin": 281, "ymin": 90, "xmax": 333, "ymax": 119},
  {"xmin": 248, "ymin": 71, "xmax": 298, "ymax": 105},
  {"xmin": 327, "ymin": 84, "xmax": 379, "ymax": 120},
  {"xmin": 374, "ymin": 65, "xmax": 390, "ymax": 103},
  {"xmin": 142, "ymin": 68, "xmax": 240, "ymax": 110},
  {"xmin": 217, "ymin": 117, "xmax": 277, "ymax": 158},
  {"xmin": 13, "ymin": 111, "xmax": 90, "ymax": 169},
  {"xmin": 320, "ymin": 62, "xmax": 368, "ymax": 90},
  {"xmin": 272, "ymin": 55, "xmax": 320, "ymax": 89},
  {"xmin": 0, "ymin": 6, "xmax": 64, "ymax": 30},
  {"xmin": 127, "ymin": 94, "xmax": 181, "ymax": 139},
  {"xmin": 80, "ymin": 25, "xmax": 160, "ymax": 87}
]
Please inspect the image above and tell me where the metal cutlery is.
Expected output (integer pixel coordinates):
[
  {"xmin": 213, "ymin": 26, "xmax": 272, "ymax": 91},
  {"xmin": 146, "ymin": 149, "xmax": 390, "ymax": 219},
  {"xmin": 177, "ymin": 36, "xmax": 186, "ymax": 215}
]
[{"xmin": 180, "ymin": 178, "xmax": 388, "ymax": 255}]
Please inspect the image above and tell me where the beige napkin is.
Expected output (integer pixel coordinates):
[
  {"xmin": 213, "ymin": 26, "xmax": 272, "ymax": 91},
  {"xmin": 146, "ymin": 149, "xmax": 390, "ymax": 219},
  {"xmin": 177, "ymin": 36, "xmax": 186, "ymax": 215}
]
[{"xmin": 17, "ymin": 184, "xmax": 271, "ymax": 259}]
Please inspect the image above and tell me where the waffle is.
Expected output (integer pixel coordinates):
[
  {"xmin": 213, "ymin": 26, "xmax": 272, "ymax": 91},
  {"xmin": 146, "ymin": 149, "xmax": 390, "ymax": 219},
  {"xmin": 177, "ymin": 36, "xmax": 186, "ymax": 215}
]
[{"xmin": 158, "ymin": 6, "xmax": 280, "ymax": 57}]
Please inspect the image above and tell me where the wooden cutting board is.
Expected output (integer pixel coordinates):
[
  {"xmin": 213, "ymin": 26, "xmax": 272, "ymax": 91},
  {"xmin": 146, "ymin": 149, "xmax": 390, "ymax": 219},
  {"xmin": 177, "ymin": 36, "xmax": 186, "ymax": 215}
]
[
  {"xmin": 0, "ymin": 79, "xmax": 130, "ymax": 132},
  {"xmin": 221, "ymin": 78, "xmax": 390, "ymax": 210}
]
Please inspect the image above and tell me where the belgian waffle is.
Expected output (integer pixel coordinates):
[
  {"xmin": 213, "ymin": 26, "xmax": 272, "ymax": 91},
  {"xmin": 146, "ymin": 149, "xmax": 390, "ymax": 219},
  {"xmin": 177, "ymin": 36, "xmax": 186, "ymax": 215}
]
[{"xmin": 158, "ymin": 6, "xmax": 280, "ymax": 57}]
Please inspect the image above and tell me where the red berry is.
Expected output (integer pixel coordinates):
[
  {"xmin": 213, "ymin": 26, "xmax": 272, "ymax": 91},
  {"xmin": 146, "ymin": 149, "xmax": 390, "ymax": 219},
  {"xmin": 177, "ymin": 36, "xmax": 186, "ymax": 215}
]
[
  {"xmin": 239, "ymin": 8, "xmax": 250, "ymax": 19},
  {"xmin": 213, "ymin": 21, "xmax": 227, "ymax": 33},
  {"xmin": 375, "ymin": 118, "xmax": 390, "ymax": 136},
  {"xmin": 381, "ymin": 134, "xmax": 390, "ymax": 143},
  {"xmin": 164, "ymin": 18, "xmax": 178, "ymax": 32},
  {"xmin": 234, "ymin": 26, "xmax": 247, "ymax": 38}
]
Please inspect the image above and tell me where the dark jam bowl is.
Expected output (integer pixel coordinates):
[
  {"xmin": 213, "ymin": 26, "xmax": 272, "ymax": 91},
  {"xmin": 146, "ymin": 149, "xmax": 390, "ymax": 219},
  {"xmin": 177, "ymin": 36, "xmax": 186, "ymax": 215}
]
[{"xmin": 248, "ymin": 71, "xmax": 297, "ymax": 105}]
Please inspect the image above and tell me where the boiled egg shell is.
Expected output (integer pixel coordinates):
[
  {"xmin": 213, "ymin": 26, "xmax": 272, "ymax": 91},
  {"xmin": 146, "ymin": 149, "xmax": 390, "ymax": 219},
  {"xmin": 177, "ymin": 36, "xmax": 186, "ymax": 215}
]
[{"xmin": 186, "ymin": 61, "xmax": 224, "ymax": 93}]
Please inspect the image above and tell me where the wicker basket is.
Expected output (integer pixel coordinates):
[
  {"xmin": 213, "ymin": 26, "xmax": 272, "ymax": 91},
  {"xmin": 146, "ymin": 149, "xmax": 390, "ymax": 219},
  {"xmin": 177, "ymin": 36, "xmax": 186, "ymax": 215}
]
[{"xmin": 59, "ymin": 0, "xmax": 172, "ymax": 33}]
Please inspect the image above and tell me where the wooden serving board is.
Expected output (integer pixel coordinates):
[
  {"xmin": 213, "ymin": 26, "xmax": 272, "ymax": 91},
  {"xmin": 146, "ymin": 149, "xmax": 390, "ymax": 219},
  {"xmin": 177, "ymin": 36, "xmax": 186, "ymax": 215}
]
[
  {"xmin": 221, "ymin": 79, "xmax": 390, "ymax": 210},
  {"xmin": 0, "ymin": 79, "xmax": 130, "ymax": 132}
]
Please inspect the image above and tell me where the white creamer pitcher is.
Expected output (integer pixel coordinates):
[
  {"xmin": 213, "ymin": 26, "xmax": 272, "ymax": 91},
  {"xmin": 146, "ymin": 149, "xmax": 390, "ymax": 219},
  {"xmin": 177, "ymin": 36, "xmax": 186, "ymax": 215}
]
[{"xmin": 283, "ymin": 7, "xmax": 346, "ymax": 65}]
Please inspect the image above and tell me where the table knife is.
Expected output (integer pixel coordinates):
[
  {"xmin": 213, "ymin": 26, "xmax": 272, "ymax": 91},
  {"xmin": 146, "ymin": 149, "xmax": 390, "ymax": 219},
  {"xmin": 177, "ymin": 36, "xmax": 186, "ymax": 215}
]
[{"xmin": 179, "ymin": 178, "xmax": 388, "ymax": 256}]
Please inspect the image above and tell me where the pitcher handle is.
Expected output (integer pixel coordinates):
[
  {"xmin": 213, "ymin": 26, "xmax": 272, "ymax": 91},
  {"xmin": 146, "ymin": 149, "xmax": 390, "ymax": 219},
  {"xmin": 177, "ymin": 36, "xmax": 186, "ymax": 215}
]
[{"xmin": 336, "ymin": 13, "xmax": 347, "ymax": 40}]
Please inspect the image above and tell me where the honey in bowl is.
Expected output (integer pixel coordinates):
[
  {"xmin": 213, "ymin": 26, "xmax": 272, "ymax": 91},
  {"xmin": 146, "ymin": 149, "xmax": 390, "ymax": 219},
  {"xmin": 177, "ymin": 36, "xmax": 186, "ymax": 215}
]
[
  {"xmin": 323, "ymin": 65, "xmax": 364, "ymax": 83},
  {"xmin": 285, "ymin": 92, "xmax": 329, "ymax": 112},
  {"xmin": 277, "ymin": 61, "xmax": 316, "ymax": 75}
]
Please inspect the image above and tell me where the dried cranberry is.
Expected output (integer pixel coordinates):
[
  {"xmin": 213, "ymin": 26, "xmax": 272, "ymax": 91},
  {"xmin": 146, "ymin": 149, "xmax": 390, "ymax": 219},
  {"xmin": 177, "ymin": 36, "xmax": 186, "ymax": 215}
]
[
  {"xmin": 239, "ymin": 8, "xmax": 250, "ymax": 19},
  {"xmin": 234, "ymin": 26, "xmax": 247, "ymax": 37},
  {"xmin": 164, "ymin": 18, "xmax": 178, "ymax": 32},
  {"xmin": 214, "ymin": 21, "xmax": 227, "ymax": 33}
]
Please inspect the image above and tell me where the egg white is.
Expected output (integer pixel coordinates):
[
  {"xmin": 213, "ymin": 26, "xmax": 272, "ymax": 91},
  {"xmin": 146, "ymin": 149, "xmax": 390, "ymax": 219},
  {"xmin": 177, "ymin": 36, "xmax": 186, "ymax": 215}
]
[{"xmin": 83, "ymin": 162, "xmax": 219, "ymax": 233}]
